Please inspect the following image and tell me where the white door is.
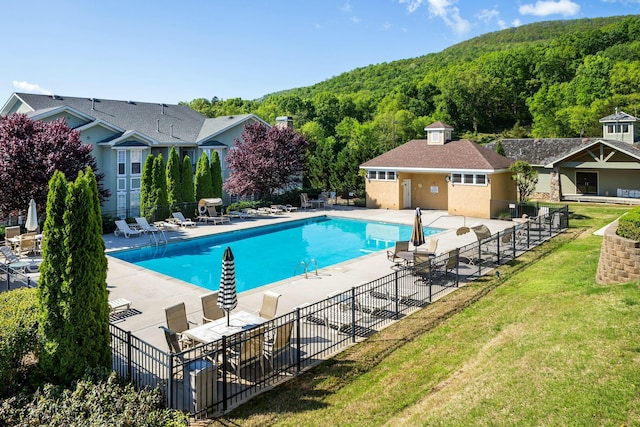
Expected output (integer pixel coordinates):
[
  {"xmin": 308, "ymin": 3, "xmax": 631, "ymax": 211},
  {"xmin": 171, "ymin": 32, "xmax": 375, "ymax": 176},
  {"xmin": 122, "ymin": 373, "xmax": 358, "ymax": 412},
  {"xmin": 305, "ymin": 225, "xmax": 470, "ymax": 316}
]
[{"xmin": 402, "ymin": 179, "xmax": 412, "ymax": 208}]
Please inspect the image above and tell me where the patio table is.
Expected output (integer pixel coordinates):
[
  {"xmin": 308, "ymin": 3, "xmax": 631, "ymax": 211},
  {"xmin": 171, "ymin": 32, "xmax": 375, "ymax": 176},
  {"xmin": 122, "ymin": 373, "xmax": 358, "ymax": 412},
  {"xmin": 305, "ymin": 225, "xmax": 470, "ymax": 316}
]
[{"xmin": 183, "ymin": 311, "xmax": 268, "ymax": 345}]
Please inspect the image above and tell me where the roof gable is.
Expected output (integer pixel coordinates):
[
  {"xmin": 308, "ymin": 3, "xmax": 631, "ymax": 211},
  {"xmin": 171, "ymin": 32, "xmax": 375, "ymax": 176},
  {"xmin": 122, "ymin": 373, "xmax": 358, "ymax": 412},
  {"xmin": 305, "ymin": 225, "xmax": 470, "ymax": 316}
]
[
  {"xmin": 361, "ymin": 139, "xmax": 512, "ymax": 171},
  {"xmin": 545, "ymin": 138, "xmax": 640, "ymax": 167}
]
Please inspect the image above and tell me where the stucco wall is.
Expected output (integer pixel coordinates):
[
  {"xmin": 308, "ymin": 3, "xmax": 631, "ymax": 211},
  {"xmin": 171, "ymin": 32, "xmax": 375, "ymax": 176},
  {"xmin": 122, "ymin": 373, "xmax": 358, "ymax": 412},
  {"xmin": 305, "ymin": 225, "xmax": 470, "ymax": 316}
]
[
  {"xmin": 596, "ymin": 221, "xmax": 640, "ymax": 284},
  {"xmin": 490, "ymin": 171, "xmax": 517, "ymax": 217},
  {"xmin": 448, "ymin": 182, "xmax": 491, "ymax": 218},
  {"xmin": 365, "ymin": 179, "xmax": 400, "ymax": 209},
  {"xmin": 407, "ymin": 173, "xmax": 448, "ymax": 210}
]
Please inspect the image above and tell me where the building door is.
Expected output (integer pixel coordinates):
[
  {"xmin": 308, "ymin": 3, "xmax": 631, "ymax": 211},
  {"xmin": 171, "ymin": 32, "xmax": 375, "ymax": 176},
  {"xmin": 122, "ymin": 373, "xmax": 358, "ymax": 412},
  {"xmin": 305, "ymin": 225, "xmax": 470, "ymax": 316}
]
[
  {"xmin": 576, "ymin": 171, "xmax": 598, "ymax": 195},
  {"xmin": 402, "ymin": 179, "xmax": 412, "ymax": 208}
]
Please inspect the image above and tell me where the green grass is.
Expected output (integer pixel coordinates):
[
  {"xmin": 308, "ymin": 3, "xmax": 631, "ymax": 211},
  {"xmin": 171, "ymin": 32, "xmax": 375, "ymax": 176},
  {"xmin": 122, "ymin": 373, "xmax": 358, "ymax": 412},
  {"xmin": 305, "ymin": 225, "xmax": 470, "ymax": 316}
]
[{"xmin": 208, "ymin": 204, "xmax": 639, "ymax": 426}]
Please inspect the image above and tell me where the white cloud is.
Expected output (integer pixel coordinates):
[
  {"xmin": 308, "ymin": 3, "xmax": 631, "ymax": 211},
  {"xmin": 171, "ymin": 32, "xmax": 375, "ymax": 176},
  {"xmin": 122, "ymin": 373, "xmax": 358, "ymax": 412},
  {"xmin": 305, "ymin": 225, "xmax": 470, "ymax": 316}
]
[
  {"xmin": 12, "ymin": 81, "xmax": 52, "ymax": 95},
  {"xmin": 399, "ymin": 0, "xmax": 425, "ymax": 13},
  {"xmin": 519, "ymin": 0, "xmax": 580, "ymax": 17},
  {"xmin": 512, "ymin": 19, "xmax": 522, "ymax": 27},
  {"xmin": 477, "ymin": 8, "xmax": 500, "ymax": 23},
  {"xmin": 497, "ymin": 19, "xmax": 507, "ymax": 29},
  {"xmin": 383, "ymin": 21, "xmax": 392, "ymax": 30},
  {"xmin": 351, "ymin": 16, "xmax": 360, "ymax": 23},
  {"xmin": 341, "ymin": 1, "xmax": 352, "ymax": 13}
]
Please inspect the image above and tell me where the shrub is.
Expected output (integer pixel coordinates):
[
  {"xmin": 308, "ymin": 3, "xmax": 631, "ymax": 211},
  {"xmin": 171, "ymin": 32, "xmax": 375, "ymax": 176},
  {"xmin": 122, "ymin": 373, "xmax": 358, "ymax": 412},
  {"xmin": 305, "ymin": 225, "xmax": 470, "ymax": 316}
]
[
  {"xmin": 0, "ymin": 372, "xmax": 188, "ymax": 426},
  {"xmin": 617, "ymin": 206, "xmax": 640, "ymax": 241},
  {"xmin": 0, "ymin": 288, "xmax": 38, "ymax": 397}
]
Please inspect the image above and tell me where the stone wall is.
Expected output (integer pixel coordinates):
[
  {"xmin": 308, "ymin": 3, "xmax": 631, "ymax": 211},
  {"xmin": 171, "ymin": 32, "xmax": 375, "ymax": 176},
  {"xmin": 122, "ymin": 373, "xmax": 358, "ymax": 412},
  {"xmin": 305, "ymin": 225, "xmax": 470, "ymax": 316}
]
[{"xmin": 596, "ymin": 221, "xmax": 640, "ymax": 284}]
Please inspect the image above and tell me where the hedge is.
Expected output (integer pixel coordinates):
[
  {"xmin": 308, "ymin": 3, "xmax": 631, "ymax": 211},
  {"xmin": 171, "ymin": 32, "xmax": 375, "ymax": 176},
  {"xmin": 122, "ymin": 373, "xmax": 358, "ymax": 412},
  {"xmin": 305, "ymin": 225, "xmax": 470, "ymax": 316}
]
[{"xmin": 617, "ymin": 206, "xmax": 640, "ymax": 241}]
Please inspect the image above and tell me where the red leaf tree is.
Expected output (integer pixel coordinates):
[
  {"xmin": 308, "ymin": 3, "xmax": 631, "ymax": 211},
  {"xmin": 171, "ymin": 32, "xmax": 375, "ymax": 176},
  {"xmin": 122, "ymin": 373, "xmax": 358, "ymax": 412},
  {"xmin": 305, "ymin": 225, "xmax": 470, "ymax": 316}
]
[
  {"xmin": 223, "ymin": 122, "xmax": 309, "ymax": 197},
  {"xmin": 0, "ymin": 114, "xmax": 109, "ymax": 217}
]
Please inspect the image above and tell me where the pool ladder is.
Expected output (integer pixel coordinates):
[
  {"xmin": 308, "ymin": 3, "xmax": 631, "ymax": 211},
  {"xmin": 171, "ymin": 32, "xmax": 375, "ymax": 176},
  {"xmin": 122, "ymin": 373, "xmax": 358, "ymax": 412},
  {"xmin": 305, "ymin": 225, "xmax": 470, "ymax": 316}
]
[{"xmin": 294, "ymin": 259, "xmax": 318, "ymax": 279}]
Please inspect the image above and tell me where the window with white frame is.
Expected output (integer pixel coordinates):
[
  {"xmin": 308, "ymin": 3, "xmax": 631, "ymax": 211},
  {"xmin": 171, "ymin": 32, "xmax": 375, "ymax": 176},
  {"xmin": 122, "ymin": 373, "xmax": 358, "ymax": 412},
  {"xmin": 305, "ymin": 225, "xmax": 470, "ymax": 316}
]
[
  {"xmin": 117, "ymin": 178, "xmax": 126, "ymax": 191},
  {"xmin": 130, "ymin": 192, "xmax": 140, "ymax": 218},
  {"xmin": 367, "ymin": 170, "xmax": 397, "ymax": 181},
  {"xmin": 449, "ymin": 172, "xmax": 487, "ymax": 185},
  {"xmin": 117, "ymin": 193, "xmax": 127, "ymax": 219},
  {"xmin": 117, "ymin": 151, "xmax": 126, "ymax": 175},
  {"xmin": 130, "ymin": 178, "xmax": 141, "ymax": 190},
  {"xmin": 131, "ymin": 150, "xmax": 142, "ymax": 175}
]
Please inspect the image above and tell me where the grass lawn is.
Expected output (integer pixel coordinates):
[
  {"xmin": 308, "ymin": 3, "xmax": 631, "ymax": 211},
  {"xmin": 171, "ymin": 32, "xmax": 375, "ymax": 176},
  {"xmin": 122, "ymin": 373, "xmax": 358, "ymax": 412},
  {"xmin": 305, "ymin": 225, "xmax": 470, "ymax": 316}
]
[{"xmin": 207, "ymin": 204, "xmax": 640, "ymax": 426}]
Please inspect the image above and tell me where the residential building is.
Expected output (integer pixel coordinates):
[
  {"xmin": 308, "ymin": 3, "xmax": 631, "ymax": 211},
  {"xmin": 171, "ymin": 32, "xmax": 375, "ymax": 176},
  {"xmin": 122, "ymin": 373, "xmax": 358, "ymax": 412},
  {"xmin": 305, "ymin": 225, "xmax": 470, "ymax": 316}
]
[{"xmin": 1, "ymin": 93, "xmax": 271, "ymax": 217}]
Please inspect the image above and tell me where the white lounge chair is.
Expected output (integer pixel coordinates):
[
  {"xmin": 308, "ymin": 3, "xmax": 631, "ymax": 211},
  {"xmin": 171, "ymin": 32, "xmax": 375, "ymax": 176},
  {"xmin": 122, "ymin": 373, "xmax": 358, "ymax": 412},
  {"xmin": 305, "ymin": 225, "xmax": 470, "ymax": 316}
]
[
  {"xmin": 0, "ymin": 245, "xmax": 38, "ymax": 273},
  {"xmin": 171, "ymin": 212, "xmax": 197, "ymax": 227},
  {"xmin": 114, "ymin": 220, "xmax": 142, "ymax": 238},
  {"xmin": 135, "ymin": 217, "xmax": 166, "ymax": 242}
]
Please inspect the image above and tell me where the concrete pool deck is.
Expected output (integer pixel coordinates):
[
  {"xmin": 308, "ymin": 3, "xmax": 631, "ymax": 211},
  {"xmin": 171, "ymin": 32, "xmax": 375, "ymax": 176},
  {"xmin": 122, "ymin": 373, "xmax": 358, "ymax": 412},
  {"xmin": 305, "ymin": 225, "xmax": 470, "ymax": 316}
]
[{"xmin": 105, "ymin": 207, "xmax": 515, "ymax": 349}]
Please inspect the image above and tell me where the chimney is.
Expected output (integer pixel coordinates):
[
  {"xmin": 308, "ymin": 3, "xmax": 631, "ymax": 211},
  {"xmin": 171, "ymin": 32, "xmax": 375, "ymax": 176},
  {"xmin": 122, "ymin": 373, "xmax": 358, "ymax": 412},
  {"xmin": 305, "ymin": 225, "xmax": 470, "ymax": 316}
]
[
  {"xmin": 91, "ymin": 98, "xmax": 95, "ymax": 110},
  {"xmin": 161, "ymin": 103, "xmax": 165, "ymax": 115},
  {"xmin": 275, "ymin": 116, "xmax": 293, "ymax": 129},
  {"xmin": 170, "ymin": 124, "xmax": 174, "ymax": 138}
]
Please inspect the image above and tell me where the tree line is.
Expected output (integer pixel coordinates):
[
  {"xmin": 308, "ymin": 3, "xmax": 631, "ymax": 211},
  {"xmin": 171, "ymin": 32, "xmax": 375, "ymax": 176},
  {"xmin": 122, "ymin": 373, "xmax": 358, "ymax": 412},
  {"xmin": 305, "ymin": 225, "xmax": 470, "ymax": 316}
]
[{"xmin": 182, "ymin": 15, "xmax": 640, "ymax": 196}]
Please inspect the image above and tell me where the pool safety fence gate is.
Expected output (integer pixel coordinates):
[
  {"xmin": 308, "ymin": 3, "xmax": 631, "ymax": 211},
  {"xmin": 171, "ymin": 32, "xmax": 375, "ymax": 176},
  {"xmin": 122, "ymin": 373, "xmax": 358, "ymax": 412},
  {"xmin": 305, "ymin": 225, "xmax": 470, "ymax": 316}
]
[{"xmin": 110, "ymin": 205, "xmax": 569, "ymax": 419}]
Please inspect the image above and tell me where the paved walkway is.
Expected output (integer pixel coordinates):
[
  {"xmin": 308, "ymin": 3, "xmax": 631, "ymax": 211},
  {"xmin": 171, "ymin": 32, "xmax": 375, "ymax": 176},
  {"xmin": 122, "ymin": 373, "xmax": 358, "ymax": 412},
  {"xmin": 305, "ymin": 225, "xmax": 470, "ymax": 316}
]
[{"xmin": 105, "ymin": 207, "xmax": 515, "ymax": 349}]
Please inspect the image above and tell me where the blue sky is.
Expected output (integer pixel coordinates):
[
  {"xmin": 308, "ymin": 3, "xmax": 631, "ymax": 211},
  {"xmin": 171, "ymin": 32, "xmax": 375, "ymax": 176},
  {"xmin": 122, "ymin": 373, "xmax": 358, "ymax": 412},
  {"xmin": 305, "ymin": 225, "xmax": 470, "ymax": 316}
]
[{"xmin": 2, "ymin": 0, "xmax": 640, "ymax": 105}]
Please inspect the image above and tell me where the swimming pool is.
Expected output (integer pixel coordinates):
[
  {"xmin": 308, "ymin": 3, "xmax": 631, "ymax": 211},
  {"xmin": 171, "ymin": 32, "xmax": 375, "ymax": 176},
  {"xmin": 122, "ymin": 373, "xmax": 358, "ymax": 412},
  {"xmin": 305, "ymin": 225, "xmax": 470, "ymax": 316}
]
[{"xmin": 110, "ymin": 216, "xmax": 442, "ymax": 293}]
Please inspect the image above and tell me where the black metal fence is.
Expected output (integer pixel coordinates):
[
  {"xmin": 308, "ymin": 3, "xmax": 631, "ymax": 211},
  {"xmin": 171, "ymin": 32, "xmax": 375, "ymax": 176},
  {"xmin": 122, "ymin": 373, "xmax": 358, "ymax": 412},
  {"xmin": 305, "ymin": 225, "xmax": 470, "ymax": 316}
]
[
  {"xmin": 0, "ymin": 264, "xmax": 37, "ymax": 292},
  {"xmin": 109, "ymin": 205, "xmax": 570, "ymax": 419}
]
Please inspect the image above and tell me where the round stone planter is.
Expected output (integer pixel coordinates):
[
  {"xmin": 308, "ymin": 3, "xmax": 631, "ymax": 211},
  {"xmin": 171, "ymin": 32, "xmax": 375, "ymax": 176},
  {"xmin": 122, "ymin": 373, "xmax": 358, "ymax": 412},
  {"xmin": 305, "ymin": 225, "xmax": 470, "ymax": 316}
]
[{"xmin": 596, "ymin": 221, "xmax": 640, "ymax": 284}]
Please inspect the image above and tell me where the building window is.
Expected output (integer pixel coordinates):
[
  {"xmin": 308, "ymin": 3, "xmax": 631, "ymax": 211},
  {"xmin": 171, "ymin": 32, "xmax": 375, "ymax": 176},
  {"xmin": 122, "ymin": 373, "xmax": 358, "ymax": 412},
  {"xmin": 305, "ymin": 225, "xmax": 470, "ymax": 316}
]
[
  {"xmin": 130, "ymin": 192, "xmax": 140, "ymax": 218},
  {"xmin": 117, "ymin": 178, "xmax": 126, "ymax": 191},
  {"xmin": 117, "ymin": 193, "xmax": 127, "ymax": 219},
  {"xmin": 131, "ymin": 150, "xmax": 142, "ymax": 175},
  {"xmin": 131, "ymin": 178, "xmax": 141, "ymax": 190},
  {"xmin": 432, "ymin": 132, "xmax": 440, "ymax": 143},
  {"xmin": 367, "ymin": 170, "xmax": 397, "ymax": 181},
  {"xmin": 117, "ymin": 151, "xmax": 126, "ymax": 176},
  {"xmin": 450, "ymin": 172, "xmax": 487, "ymax": 185}
]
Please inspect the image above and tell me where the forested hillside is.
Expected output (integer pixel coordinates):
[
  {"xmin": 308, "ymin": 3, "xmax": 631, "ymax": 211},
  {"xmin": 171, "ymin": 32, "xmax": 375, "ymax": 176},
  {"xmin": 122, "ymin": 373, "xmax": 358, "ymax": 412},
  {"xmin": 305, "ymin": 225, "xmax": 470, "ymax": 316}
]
[{"xmin": 183, "ymin": 15, "xmax": 640, "ymax": 196}]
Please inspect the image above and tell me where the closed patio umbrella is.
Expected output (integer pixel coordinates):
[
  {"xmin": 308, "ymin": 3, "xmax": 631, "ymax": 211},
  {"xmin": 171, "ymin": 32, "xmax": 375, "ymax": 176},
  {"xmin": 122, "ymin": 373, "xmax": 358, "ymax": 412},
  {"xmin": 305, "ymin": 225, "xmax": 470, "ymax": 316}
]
[
  {"xmin": 25, "ymin": 199, "xmax": 38, "ymax": 232},
  {"xmin": 217, "ymin": 246, "xmax": 238, "ymax": 326},
  {"xmin": 410, "ymin": 207, "xmax": 425, "ymax": 247}
]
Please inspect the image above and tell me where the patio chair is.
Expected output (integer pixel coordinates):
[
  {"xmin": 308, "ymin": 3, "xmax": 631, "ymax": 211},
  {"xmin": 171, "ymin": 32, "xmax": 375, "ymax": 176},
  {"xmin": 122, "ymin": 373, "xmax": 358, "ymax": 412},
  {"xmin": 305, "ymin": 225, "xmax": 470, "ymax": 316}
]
[
  {"xmin": 264, "ymin": 320, "xmax": 295, "ymax": 371},
  {"xmin": 228, "ymin": 325, "xmax": 267, "ymax": 379},
  {"xmin": 0, "ymin": 245, "xmax": 38, "ymax": 273},
  {"xmin": 164, "ymin": 302, "xmax": 197, "ymax": 349},
  {"xmin": 17, "ymin": 232, "xmax": 38, "ymax": 255},
  {"xmin": 417, "ymin": 238, "xmax": 438, "ymax": 256},
  {"xmin": 114, "ymin": 220, "xmax": 142, "ymax": 238},
  {"xmin": 413, "ymin": 251, "xmax": 439, "ymax": 285},
  {"xmin": 259, "ymin": 291, "xmax": 281, "ymax": 320},
  {"xmin": 201, "ymin": 292, "xmax": 225, "ymax": 323},
  {"xmin": 300, "ymin": 193, "xmax": 312, "ymax": 209},
  {"xmin": 171, "ymin": 212, "xmax": 197, "ymax": 227},
  {"xmin": 387, "ymin": 241, "xmax": 410, "ymax": 266},
  {"xmin": 4, "ymin": 225, "xmax": 20, "ymax": 250}
]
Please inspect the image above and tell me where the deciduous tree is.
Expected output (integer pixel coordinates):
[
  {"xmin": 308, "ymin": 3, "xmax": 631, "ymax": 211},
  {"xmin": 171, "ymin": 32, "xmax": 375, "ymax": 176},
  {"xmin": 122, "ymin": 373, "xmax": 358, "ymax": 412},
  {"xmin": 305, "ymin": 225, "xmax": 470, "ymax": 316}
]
[
  {"xmin": 0, "ymin": 114, "xmax": 108, "ymax": 217},
  {"xmin": 510, "ymin": 160, "xmax": 539, "ymax": 202},
  {"xmin": 224, "ymin": 122, "xmax": 309, "ymax": 197}
]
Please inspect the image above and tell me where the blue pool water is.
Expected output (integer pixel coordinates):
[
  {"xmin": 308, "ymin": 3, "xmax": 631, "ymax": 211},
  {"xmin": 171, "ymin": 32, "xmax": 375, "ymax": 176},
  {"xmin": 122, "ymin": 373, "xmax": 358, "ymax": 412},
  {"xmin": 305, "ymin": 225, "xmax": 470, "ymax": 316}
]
[{"xmin": 110, "ymin": 216, "xmax": 441, "ymax": 293}]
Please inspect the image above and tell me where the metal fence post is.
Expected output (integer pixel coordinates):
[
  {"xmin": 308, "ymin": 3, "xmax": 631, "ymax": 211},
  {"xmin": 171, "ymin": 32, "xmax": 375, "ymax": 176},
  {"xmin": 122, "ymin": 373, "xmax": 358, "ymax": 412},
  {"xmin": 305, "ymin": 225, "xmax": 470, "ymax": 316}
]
[
  {"xmin": 221, "ymin": 335, "xmax": 228, "ymax": 412},
  {"xmin": 167, "ymin": 352, "xmax": 174, "ymax": 409},
  {"xmin": 454, "ymin": 248, "xmax": 459, "ymax": 287},
  {"xmin": 350, "ymin": 287, "xmax": 356, "ymax": 343},
  {"xmin": 295, "ymin": 308, "xmax": 301, "ymax": 374},
  {"xmin": 127, "ymin": 331, "xmax": 133, "ymax": 381},
  {"xmin": 394, "ymin": 269, "xmax": 400, "ymax": 319}
]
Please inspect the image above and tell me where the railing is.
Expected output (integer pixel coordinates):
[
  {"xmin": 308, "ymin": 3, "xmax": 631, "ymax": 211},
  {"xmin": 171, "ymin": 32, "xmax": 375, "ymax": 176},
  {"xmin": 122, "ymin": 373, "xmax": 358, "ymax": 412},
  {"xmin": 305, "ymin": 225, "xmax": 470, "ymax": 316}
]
[
  {"xmin": 109, "ymin": 205, "xmax": 569, "ymax": 419},
  {"xmin": 0, "ymin": 263, "xmax": 38, "ymax": 291}
]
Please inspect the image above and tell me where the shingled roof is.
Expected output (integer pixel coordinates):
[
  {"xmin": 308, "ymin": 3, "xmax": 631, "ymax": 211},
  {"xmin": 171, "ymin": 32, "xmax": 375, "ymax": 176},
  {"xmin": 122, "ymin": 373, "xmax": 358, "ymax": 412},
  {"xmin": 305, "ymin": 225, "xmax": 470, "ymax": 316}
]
[
  {"xmin": 486, "ymin": 138, "xmax": 598, "ymax": 166},
  {"xmin": 6, "ymin": 93, "xmax": 267, "ymax": 146},
  {"xmin": 361, "ymin": 139, "xmax": 512, "ymax": 171}
]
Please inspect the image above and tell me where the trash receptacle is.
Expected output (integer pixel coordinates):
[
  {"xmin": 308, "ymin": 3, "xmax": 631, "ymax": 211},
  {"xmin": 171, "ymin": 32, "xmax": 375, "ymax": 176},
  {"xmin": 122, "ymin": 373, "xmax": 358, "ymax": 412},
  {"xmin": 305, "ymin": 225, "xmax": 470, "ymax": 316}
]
[{"xmin": 183, "ymin": 359, "xmax": 216, "ymax": 417}]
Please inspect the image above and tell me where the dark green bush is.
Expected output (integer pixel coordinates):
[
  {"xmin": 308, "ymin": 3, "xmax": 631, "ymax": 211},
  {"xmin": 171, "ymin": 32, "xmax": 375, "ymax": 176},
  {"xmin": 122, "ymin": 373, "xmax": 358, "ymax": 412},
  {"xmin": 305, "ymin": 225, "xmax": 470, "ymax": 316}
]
[
  {"xmin": 0, "ymin": 288, "xmax": 38, "ymax": 397},
  {"xmin": 0, "ymin": 372, "xmax": 188, "ymax": 426},
  {"xmin": 617, "ymin": 206, "xmax": 640, "ymax": 241},
  {"xmin": 101, "ymin": 214, "xmax": 118, "ymax": 234}
]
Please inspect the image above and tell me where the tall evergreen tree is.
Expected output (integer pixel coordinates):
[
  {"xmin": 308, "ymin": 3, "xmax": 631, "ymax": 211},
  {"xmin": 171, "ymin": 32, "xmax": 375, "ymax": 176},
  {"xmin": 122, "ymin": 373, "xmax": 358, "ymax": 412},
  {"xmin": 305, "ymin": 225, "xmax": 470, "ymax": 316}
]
[
  {"xmin": 210, "ymin": 151, "xmax": 223, "ymax": 198},
  {"xmin": 139, "ymin": 154, "xmax": 154, "ymax": 218},
  {"xmin": 181, "ymin": 155, "xmax": 195, "ymax": 203},
  {"xmin": 58, "ymin": 168, "xmax": 110, "ymax": 380},
  {"xmin": 37, "ymin": 171, "xmax": 69, "ymax": 382},
  {"xmin": 152, "ymin": 154, "xmax": 168, "ymax": 219},
  {"xmin": 166, "ymin": 146, "xmax": 182, "ymax": 206},
  {"xmin": 194, "ymin": 152, "xmax": 213, "ymax": 201}
]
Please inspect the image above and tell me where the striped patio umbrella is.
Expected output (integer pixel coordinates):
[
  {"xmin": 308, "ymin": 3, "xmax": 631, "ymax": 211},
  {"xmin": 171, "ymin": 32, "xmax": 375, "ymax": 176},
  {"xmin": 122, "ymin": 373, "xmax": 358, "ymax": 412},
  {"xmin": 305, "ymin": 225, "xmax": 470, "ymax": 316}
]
[
  {"xmin": 411, "ymin": 207, "xmax": 425, "ymax": 247},
  {"xmin": 217, "ymin": 246, "xmax": 238, "ymax": 326}
]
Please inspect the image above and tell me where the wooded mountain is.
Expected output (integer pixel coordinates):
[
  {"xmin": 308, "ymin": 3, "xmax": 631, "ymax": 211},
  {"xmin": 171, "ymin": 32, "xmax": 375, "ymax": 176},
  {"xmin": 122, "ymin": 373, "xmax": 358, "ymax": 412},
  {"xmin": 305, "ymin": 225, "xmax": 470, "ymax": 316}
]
[{"xmin": 185, "ymin": 15, "xmax": 640, "ymax": 196}]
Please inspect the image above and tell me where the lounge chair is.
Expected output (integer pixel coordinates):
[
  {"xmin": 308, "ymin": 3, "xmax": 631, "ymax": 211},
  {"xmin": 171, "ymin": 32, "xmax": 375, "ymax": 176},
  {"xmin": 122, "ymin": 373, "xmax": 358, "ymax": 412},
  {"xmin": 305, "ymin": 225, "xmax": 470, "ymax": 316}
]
[
  {"xmin": 0, "ymin": 245, "xmax": 38, "ymax": 273},
  {"xmin": 257, "ymin": 207, "xmax": 272, "ymax": 216},
  {"xmin": 259, "ymin": 291, "xmax": 281, "ymax": 320},
  {"xmin": 270, "ymin": 205, "xmax": 284, "ymax": 215},
  {"xmin": 201, "ymin": 292, "xmax": 225, "ymax": 323},
  {"xmin": 228, "ymin": 210, "xmax": 251, "ymax": 219},
  {"xmin": 387, "ymin": 241, "xmax": 410, "ymax": 266},
  {"xmin": 114, "ymin": 220, "xmax": 142, "ymax": 238},
  {"xmin": 108, "ymin": 298, "xmax": 131, "ymax": 313},
  {"xmin": 281, "ymin": 204, "xmax": 297, "ymax": 213},
  {"xmin": 207, "ymin": 206, "xmax": 230, "ymax": 224},
  {"xmin": 135, "ymin": 217, "xmax": 166, "ymax": 242},
  {"xmin": 164, "ymin": 302, "xmax": 197, "ymax": 349},
  {"xmin": 171, "ymin": 212, "xmax": 197, "ymax": 227}
]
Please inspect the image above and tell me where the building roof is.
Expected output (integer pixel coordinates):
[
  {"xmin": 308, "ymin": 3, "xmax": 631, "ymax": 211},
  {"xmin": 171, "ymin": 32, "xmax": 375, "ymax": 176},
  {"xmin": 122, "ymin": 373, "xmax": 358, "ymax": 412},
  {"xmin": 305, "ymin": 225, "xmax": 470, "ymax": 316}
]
[
  {"xmin": 2, "ymin": 93, "xmax": 269, "ymax": 146},
  {"xmin": 486, "ymin": 138, "xmax": 599, "ymax": 166},
  {"xmin": 361, "ymin": 139, "xmax": 513, "ymax": 172},
  {"xmin": 599, "ymin": 110, "xmax": 638, "ymax": 123},
  {"xmin": 425, "ymin": 121, "xmax": 453, "ymax": 130},
  {"xmin": 545, "ymin": 138, "xmax": 640, "ymax": 167}
]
